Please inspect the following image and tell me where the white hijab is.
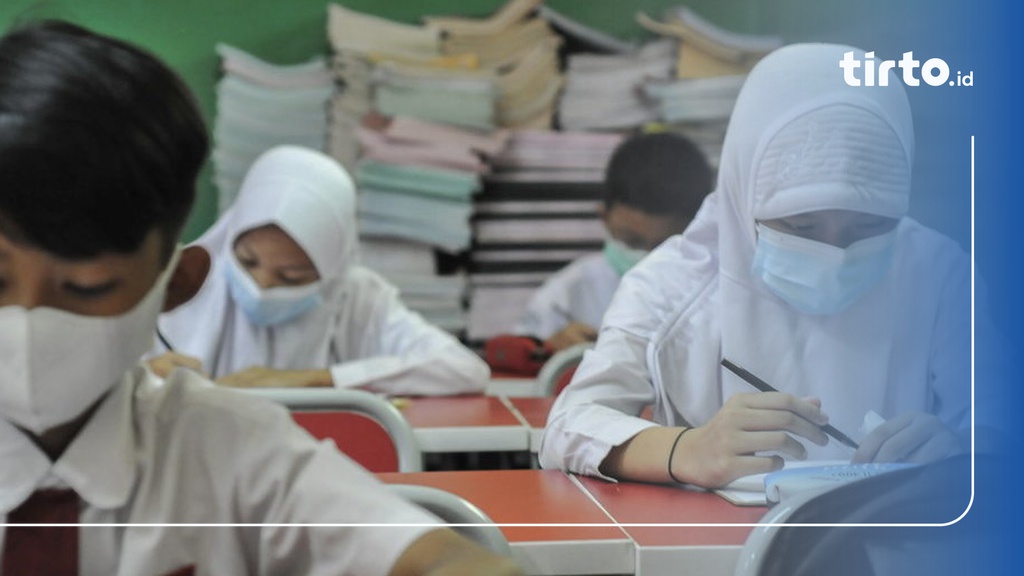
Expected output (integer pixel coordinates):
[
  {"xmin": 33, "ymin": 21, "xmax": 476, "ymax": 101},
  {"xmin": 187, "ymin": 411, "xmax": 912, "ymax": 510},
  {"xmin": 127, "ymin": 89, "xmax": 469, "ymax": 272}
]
[
  {"xmin": 638, "ymin": 44, "xmax": 969, "ymax": 458},
  {"xmin": 159, "ymin": 145, "xmax": 360, "ymax": 377}
]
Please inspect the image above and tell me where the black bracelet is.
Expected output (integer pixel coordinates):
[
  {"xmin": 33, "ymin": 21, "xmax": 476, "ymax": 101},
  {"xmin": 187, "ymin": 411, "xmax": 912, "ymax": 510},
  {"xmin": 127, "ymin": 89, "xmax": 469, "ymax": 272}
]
[{"xmin": 667, "ymin": 427, "xmax": 693, "ymax": 484}]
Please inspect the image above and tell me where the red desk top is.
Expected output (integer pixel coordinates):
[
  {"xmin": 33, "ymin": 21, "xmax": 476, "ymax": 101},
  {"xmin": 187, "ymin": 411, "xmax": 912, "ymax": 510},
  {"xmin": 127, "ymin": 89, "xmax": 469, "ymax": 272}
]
[
  {"xmin": 396, "ymin": 395, "xmax": 529, "ymax": 452},
  {"xmin": 379, "ymin": 470, "xmax": 635, "ymax": 575},
  {"xmin": 576, "ymin": 476, "xmax": 766, "ymax": 547},
  {"xmin": 399, "ymin": 395, "xmax": 522, "ymax": 428},
  {"xmin": 378, "ymin": 469, "xmax": 772, "ymax": 575},
  {"xmin": 505, "ymin": 396, "xmax": 556, "ymax": 429},
  {"xmin": 378, "ymin": 469, "xmax": 626, "ymax": 543}
]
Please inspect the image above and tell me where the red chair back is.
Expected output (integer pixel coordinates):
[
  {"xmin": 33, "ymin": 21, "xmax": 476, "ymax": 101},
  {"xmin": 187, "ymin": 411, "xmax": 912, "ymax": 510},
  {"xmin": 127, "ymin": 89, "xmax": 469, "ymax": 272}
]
[
  {"xmin": 248, "ymin": 388, "xmax": 422, "ymax": 473},
  {"xmin": 292, "ymin": 411, "xmax": 400, "ymax": 473}
]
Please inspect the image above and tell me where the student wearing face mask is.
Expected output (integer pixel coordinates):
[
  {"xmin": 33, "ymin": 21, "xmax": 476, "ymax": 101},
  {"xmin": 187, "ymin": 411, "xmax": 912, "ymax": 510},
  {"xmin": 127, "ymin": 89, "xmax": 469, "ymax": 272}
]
[
  {"xmin": 539, "ymin": 43, "xmax": 1000, "ymax": 490},
  {"xmin": 514, "ymin": 132, "xmax": 713, "ymax": 352},
  {"xmin": 0, "ymin": 20, "xmax": 522, "ymax": 575},
  {"xmin": 151, "ymin": 145, "xmax": 490, "ymax": 395}
]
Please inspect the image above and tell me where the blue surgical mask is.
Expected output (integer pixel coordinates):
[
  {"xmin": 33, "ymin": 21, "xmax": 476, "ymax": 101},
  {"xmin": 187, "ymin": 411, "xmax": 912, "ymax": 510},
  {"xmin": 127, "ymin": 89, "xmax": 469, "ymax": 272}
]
[
  {"xmin": 604, "ymin": 236, "xmax": 650, "ymax": 277},
  {"xmin": 224, "ymin": 254, "xmax": 323, "ymax": 327},
  {"xmin": 751, "ymin": 223, "xmax": 896, "ymax": 315}
]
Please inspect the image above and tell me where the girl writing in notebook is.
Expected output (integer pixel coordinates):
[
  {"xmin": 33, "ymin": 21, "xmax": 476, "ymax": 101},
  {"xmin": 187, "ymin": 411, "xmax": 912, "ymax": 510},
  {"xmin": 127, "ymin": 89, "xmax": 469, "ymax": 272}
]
[
  {"xmin": 540, "ymin": 43, "xmax": 990, "ymax": 489},
  {"xmin": 152, "ymin": 145, "xmax": 489, "ymax": 396}
]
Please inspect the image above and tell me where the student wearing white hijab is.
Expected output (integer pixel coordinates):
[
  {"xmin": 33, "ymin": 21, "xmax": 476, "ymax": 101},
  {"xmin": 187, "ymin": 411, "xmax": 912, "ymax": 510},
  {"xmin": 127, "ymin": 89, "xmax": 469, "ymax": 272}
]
[
  {"xmin": 539, "ymin": 43, "xmax": 987, "ymax": 489},
  {"xmin": 153, "ymin": 145, "xmax": 489, "ymax": 395}
]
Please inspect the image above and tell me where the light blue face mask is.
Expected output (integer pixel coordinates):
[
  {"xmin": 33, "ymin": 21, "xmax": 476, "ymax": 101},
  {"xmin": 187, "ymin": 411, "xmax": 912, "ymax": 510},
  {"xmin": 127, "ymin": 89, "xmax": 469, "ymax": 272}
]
[
  {"xmin": 751, "ymin": 223, "xmax": 897, "ymax": 315},
  {"xmin": 604, "ymin": 236, "xmax": 650, "ymax": 277},
  {"xmin": 224, "ymin": 254, "xmax": 324, "ymax": 327}
]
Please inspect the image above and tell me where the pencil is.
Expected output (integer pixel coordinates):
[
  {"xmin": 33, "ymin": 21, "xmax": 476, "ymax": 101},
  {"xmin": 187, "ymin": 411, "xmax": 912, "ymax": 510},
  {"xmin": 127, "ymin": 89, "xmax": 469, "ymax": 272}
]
[{"xmin": 720, "ymin": 358, "xmax": 860, "ymax": 450}]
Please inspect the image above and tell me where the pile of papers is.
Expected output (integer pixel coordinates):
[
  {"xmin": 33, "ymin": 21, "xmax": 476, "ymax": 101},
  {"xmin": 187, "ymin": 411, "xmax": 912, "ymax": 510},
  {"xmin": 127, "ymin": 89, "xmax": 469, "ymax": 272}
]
[
  {"xmin": 372, "ymin": 63, "xmax": 497, "ymax": 131},
  {"xmin": 353, "ymin": 114, "xmax": 507, "ymax": 254},
  {"xmin": 466, "ymin": 130, "xmax": 624, "ymax": 341},
  {"xmin": 355, "ymin": 158, "xmax": 479, "ymax": 253},
  {"xmin": 352, "ymin": 117, "xmax": 494, "ymax": 334},
  {"xmin": 358, "ymin": 238, "xmax": 470, "ymax": 334},
  {"xmin": 324, "ymin": 1, "xmax": 571, "ymax": 336},
  {"xmin": 424, "ymin": 0, "xmax": 564, "ymax": 130},
  {"xmin": 557, "ymin": 39, "xmax": 677, "ymax": 131},
  {"xmin": 325, "ymin": 3, "xmax": 445, "ymax": 172},
  {"xmin": 636, "ymin": 7, "xmax": 784, "ymax": 167},
  {"xmin": 212, "ymin": 44, "xmax": 332, "ymax": 212}
]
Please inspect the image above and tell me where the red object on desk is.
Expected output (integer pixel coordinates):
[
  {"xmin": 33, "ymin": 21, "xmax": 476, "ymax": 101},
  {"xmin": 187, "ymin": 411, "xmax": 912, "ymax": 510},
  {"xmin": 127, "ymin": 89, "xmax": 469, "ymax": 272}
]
[
  {"xmin": 292, "ymin": 411, "xmax": 399, "ymax": 472},
  {"xmin": 483, "ymin": 335, "xmax": 551, "ymax": 376}
]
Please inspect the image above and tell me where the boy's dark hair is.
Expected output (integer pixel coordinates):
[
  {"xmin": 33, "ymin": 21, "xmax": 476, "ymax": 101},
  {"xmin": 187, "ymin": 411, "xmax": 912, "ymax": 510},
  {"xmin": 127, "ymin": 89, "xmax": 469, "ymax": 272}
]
[
  {"xmin": 0, "ymin": 20, "xmax": 209, "ymax": 262},
  {"xmin": 604, "ymin": 132, "xmax": 713, "ymax": 221}
]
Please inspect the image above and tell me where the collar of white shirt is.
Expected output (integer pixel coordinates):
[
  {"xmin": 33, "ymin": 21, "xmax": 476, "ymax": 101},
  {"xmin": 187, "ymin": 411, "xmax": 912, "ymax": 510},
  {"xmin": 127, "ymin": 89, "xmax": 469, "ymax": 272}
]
[{"xmin": 0, "ymin": 369, "xmax": 140, "ymax": 515}]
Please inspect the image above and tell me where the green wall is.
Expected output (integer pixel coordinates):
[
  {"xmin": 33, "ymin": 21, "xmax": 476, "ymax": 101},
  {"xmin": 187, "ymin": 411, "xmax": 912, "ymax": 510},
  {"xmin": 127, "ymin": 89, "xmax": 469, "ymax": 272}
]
[
  {"xmin": 0, "ymin": 0, "xmax": 758, "ymax": 241},
  {"xmin": 0, "ymin": 1, "xmax": 968, "ymax": 247}
]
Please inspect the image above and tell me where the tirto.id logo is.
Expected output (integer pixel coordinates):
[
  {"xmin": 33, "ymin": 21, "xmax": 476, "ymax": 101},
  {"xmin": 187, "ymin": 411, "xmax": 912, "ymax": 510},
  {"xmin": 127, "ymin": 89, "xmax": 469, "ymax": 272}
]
[{"xmin": 840, "ymin": 51, "xmax": 973, "ymax": 87}]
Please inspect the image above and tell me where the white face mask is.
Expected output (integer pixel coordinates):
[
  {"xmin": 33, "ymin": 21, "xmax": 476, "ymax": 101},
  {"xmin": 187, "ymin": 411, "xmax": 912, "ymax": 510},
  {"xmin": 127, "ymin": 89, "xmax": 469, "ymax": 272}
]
[{"xmin": 0, "ymin": 249, "xmax": 179, "ymax": 435}]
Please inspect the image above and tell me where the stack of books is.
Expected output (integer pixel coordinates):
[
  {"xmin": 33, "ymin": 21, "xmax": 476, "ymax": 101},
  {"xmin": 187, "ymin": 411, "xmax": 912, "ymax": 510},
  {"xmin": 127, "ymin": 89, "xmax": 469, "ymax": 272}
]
[
  {"xmin": 641, "ymin": 6, "xmax": 781, "ymax": 76},
  {"xmin": 328, "ymin": 51, "xmax": 376, "ymax": 172},
  {"xmin": 424, "ymin": 0, "xmax": 565, "ymax": 130},
  {"xmin": 424, "ymin": 0, "xmax": 545, "ymax": 69},
  {"xmin": 325, "ymin": 3, "xmax": 445, "ymax": 171},
  {"xmin": 212, "ymin": 44, "xmax": 332, "ymax": 212},
  {"xmin": 325, "ymin": 3, "xmax": 505, "ymax": 335},
  {"xmin": 466, "ymin": 130, "xmax": 624, "ymax": 342},
  {"xmin": 637, "ymin": 6, "xmax": 783, "ymax": 167},
  {"xmin": 358, "ymin": 237, "xmax": 471, "ymax": 335},
  {"xmin": 353, "ymin": 113, "xmax": 507, "ymax": 254},
  {"xmin": 557, "ymin": 39, "xmax": 677, "ymax": 131}
]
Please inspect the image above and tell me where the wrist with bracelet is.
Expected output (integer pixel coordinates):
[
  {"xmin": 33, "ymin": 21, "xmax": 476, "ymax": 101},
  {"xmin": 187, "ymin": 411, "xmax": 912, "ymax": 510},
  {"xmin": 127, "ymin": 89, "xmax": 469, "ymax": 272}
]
[{"xmin": 667, "ymin": 427, "xmax": 693, "ymax": 484}]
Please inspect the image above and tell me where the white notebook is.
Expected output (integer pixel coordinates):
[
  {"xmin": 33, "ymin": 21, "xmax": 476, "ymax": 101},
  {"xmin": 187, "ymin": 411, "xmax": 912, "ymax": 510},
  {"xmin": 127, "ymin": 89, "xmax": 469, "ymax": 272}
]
[{"xmin": 714, "ymin": 460, "xmax": 918, "ymax": 506}]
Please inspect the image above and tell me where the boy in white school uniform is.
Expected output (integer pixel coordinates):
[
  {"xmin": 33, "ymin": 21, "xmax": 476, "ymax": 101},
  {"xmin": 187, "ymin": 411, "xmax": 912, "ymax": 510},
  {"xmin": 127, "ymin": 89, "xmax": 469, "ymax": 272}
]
[
  {"xmin": 514, "ymin": 132, "xmax": 713, "ymax": 352},
  {"xmin": 0, "ymin": 20, "xmax": 521, "ymax": 576}
]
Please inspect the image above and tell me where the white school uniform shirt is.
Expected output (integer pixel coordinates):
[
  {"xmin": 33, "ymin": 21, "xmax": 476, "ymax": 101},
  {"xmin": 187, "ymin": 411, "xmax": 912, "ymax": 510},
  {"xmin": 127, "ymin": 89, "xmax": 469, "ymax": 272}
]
[
  {"xmin": 540, "ymin": 44, "xmax": 980, "ymax": 479},
  {"xmin": 514, "ymin": 253, "xmax": 621, "ymax": 340},
  {"xmin": 0, "ymin": 366, "xmax": 439, "ymax": 575},
  {"xmin": 158, "ymin": 146, "xmax": 489, "ymax": 396}
]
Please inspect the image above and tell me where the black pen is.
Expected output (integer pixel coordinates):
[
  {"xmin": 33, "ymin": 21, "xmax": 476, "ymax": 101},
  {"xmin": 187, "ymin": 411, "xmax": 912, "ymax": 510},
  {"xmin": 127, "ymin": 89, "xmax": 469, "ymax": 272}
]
[{"xmin": 720, "ymin": 358, "xmax": 860, "ymax": 451}]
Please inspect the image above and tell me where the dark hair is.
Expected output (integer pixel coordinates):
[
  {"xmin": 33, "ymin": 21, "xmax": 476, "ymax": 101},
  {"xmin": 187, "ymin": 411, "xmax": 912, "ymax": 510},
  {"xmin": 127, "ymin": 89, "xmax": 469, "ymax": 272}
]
[
  {"xmin": 0, "ymin": 20, "xmax": 209, "ymax": 262},
  {"xmin": 604, "ymin": 132, "xmax": 713, "ymax": 220}
]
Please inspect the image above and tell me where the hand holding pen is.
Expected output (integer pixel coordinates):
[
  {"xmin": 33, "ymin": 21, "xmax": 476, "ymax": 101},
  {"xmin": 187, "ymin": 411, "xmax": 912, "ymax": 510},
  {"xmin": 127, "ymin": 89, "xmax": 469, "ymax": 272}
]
[
  {"xmin": 721, "ymin": 358, "xmax": 859, "ymax": 451},
  {"xmin": 669, "ymin": 364, "xmax": 835, "ymax": 488}
]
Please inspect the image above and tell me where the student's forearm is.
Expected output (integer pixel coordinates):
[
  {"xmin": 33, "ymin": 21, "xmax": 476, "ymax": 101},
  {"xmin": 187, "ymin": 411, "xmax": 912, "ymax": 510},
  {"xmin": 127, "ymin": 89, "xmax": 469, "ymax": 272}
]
[
  {"xmin": 334, "ymin": 351, "xmax": 488, "ymax": 395},
  {"xmin": 216, "ymin": 367, "xmax": 333, "ymax": 388},
  {"xmin": 599, "ymin": 426, "xmax": 690, "ymax": 484}
]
